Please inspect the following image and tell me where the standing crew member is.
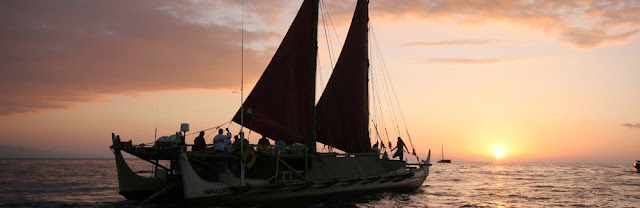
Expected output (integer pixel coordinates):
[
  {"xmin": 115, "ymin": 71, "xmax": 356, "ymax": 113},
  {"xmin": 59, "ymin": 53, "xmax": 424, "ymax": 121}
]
[
  {"xmin": 213, "ymin": 128, "xmax": 231, "ymax": 153},
  {"xmin": 391, "ymin": 137, "xmax": 409, "ymax": 161}
]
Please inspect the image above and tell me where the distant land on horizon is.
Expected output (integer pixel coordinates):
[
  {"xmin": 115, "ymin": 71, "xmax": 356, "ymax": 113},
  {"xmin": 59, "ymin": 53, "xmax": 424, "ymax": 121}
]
[{"xmin": 0, "ymin": 145, "xmax": 107, "ymax": 159}]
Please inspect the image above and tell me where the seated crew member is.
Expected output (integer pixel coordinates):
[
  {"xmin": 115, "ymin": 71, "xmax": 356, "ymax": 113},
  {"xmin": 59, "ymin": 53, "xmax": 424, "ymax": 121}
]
[
  {"xmin": 290, "ymin": 142, "xmax": 305, "ymax": 155},
  {"xmin": 258, "ymin": 136, "xmax": 270, "ymax": 145},
  {"xmin": 193, "ymin": 131, "xmax": 206, "ymax": 151},
  {"xmin": 371, "ymin": 141, "xmax": 380, "ymax": 155},
  {"xmin": 240, "ymin": 132, "xmax": 250, "ymax": 150},
  {"xmin": 382, "ymin": 151, "xmax": 389, "ymax": 160},
  {"xmin": 256, "ymin": 136, "xmax": 272, "ymax": 156},
  {"xmin": 275, "ymin": 139, "xmax": 286, "ymax": 154}
]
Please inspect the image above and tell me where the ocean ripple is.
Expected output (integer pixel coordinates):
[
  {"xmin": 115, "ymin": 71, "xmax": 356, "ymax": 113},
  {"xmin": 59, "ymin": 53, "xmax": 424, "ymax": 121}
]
[{"xmin": 1, "ymin": 160, "xmax": 639, "ymax": 207}]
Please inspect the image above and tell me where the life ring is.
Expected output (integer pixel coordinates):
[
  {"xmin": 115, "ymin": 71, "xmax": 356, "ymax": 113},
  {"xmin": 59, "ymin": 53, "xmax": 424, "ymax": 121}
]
[{"xmin": 241, "ymin": 150, "xmax": 256, "ymax": 169}]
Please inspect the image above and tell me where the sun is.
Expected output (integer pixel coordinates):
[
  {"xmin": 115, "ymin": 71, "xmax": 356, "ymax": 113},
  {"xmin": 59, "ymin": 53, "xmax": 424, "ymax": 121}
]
[{"xmin": 493, "ymin": 149, "xmax": 505, "ymax": 159}]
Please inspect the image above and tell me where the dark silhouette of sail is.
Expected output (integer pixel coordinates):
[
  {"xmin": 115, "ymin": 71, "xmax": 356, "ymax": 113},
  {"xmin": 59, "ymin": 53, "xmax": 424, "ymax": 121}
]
[
  {"xmin": 316, "ymin": 0, "xmax": 369, "ymax": 153},
  {"xmin": 232, "ymin": 0, "xmax": 318, "ymax": 145}
]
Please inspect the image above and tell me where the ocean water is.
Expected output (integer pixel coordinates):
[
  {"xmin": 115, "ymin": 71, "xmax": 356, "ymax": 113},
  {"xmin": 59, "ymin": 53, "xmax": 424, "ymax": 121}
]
[{"xmin": 1, "ymin": 159, "xmax": 639, "ymax": 207}]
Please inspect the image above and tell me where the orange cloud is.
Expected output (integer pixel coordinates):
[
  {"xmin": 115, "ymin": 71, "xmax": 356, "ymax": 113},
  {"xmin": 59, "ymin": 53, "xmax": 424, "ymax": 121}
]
[
  {"xmin": 370, "ymin": 0, "xmax": 640, "ymax": 48},
  {"xmin": 561, "ymin": 27, "xmax": 640, "ymax": 48},
  {"xmin": 426, "ymin": 58, "xmax": 515, "ymax": 64},
  {"xmin": 622, "ymin": 123, "xmax": 640, "ymax": 129},
  {"xmin": 3, "ymin": 0, "xmax": 639, "ymax": 115},
  {"xmin": 403, "ymin": 39, "xmax": 505, "ymax": 47}
]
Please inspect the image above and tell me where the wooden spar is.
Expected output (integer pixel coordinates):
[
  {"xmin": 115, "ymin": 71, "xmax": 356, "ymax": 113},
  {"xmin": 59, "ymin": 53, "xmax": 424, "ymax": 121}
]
[
  {"xmin": 277, "ymin": 158, "xmax": 306, "ymax": 180},
  {"xmin": 304, "ymin": 146, "xmax": 308, "ymax": 180},
  {"xmin": 136, "ymin": 155, "xmax": 171, "ymax": 171},
  {"xmin": 137, "ymin": 183, "xmax": 180, "ymax": 205},
  {"xmin": 275, "ymin": 150, "xmax": 280, "ymax": 180},
  {"xmin": 321, "ymin": 152, "xmax": 376, "ymax": 157}
]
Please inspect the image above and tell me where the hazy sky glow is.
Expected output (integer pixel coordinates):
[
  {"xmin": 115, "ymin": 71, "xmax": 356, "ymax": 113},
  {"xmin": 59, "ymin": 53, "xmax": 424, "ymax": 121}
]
[{"xmin": 1, "ymin": 0, "xmax": 639, "ymax": 162}]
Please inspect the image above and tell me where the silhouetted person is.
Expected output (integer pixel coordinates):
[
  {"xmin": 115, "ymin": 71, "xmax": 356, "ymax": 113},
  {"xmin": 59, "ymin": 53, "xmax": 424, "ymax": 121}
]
[
  {"xmin": 223, "ymin": 128, "xmax": 232, "ymax": 153},
  {"xmin": 193, "ymin": 131, "xmax": 206, "ymax": 151},
  {"xmin": 256, "ymin": 136, "xmax": 272, "ymax": 156},
  {"xmin": 391, "ymin": 137, "xmax": 409, "ymax": 161},
  {"xmin": 239, "ymin": 131, "xmax": 250, "ymax": 150},
  {"xmin": 371, "ymin": 141, "xmax": 379, "ymax": 155},
  {"xmin": 231, "ymin": 135, "xmax": 240, "ymax": 153},
  {"xmin": 275, "ymin": 139, "xmax": 286, "ymax": 154},
  {"xmin": 382, "ymin": 151, "xmax": 389, "ymax": 160},
  {"xmin": 258, "ymin": 136, "xmax": 270, "ymax": 145}
]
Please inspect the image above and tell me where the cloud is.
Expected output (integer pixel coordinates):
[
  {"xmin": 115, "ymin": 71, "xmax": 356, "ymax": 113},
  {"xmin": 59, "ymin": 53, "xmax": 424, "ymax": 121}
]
[
  {"xmin": 426, "ymin": 58, "xmax": 515, "ymax": 64},
  {"xmin": 561, "ymin": 27, "xmax": 640, "ymax": 48},
  {"xmin": 403, "ymin": 39, "xmax": 503, "ymax": 47},
  {"xmin": 2, "ymin": 0, "xmax": 639, "ymax": 115},
  {"xmin": 622, "ymin": 123, "xmax": 640, "ymax": 129},
  {"xmin": 370, "ymin": 0, "xmax": 640, "ymax": 48},
  {"xmin": 0, "ymin": 0, "xmax": 288, "ymax": 115}
]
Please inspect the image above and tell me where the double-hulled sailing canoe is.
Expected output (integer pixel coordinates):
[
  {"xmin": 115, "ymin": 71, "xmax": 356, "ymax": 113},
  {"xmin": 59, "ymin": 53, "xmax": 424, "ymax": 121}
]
[{"xmin": 110, "ymin": 0, "xmax": 431, "ymax": 205}]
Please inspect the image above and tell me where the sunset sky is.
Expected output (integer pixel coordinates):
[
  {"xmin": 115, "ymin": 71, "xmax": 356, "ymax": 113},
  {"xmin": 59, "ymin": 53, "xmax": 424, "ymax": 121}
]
[{"xmin": 1, "ymin": 0, "xmax": 639, "ymax": 162}]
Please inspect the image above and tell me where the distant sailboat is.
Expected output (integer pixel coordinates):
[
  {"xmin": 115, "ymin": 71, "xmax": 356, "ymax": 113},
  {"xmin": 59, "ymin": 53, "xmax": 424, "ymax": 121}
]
[{"xmin": 437, "ymin": 145, "xmax": 451, "ymax": 163}]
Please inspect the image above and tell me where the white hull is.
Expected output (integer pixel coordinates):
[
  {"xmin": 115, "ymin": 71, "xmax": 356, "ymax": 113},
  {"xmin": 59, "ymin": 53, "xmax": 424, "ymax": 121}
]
[{"xmin": 113, "ymin": 150, "xmax": 169, "ymax": 200}]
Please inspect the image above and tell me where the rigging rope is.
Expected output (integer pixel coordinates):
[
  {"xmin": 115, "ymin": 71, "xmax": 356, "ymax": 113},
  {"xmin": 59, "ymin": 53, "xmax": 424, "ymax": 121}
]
[
  {"xmin": 371, "ymin": 26, "xmax": 401, "ymax": 137},
  {"xmin": 320, "ymin": 2, "xmax": 336, "ymax": 74},
  {"xmin": 369, "ymin": 23, "xmax": 421, "ymax": 162},
  {"xmin": 317, "ymin": 1, "xmax": 351, "ymax": 154},
  {"xmin": 316, "ymin": 1, "xmax": 420, "ymax": 160},
  {"xmin": 321, "ymin": 0, "xmax": 343, "ymax": 46},
  {"xmin": 368, "ymin": 35, "xmax": 393, "ymax": 150},
  {"xmin": 372, "ymin": 119, "xmax": 385, "ymax": 151},
  {"xmin": 186, "ymin": 120, "xmax": 233, "ymax": 136}
]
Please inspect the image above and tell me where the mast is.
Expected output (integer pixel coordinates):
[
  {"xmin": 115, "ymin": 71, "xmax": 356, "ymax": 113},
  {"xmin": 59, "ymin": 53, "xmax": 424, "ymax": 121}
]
[
  {"xmin": 310, "ymin": 0, "xmax": 319, "ymax": 154},
  {"xmin": 441, "ymin": 144, "xmax": 444, "ymax": 160},
  {"xmin": 365, "ymin": 0, "xmax": 370, "ymax": 153},
  {"xmin": 240, "ymin": 0, "xmax": 245, "ymax": 186}
]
